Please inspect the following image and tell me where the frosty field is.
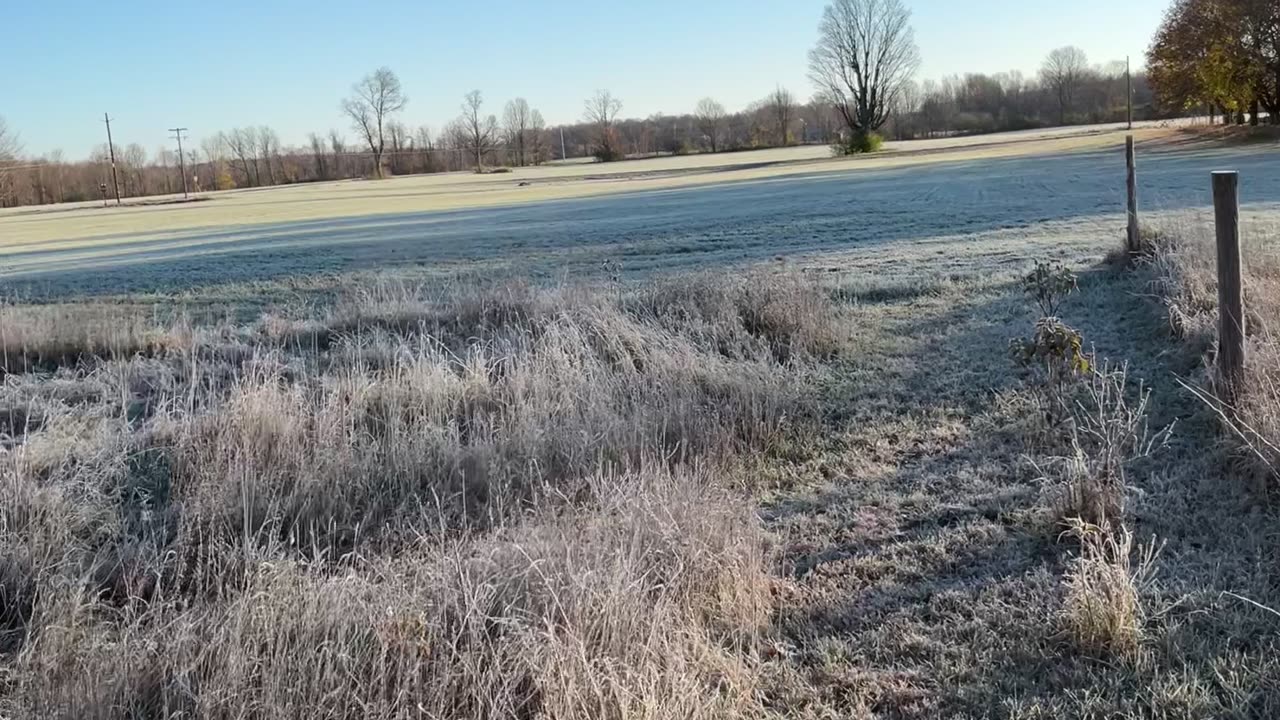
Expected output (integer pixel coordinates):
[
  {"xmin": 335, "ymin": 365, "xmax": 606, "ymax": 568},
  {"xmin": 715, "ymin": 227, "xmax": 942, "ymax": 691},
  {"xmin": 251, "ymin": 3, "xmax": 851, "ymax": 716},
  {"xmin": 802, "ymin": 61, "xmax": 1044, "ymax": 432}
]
[
  {"xmin": 6, "ymin": 123, "xmax": 1272, "ymax": 299},
  {"xmin": 7, "ymin": 124, "xmax": 1280, "ymax": 716}
]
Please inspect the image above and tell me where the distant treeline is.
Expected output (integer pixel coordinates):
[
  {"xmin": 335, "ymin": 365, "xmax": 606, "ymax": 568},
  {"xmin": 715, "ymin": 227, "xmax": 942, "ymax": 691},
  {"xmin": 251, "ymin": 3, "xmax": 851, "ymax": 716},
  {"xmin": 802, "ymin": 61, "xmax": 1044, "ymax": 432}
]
[{"xmin": 0, "ymin": 51, "xmax": 1184, "ymax": 210}]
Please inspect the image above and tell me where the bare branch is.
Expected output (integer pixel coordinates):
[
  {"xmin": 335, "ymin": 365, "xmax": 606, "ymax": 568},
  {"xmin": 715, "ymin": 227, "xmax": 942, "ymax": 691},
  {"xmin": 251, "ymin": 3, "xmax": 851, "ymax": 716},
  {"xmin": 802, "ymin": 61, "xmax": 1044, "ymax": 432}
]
[{"xmin": 341, "ymin": 67, "xmax": 407, "ymax": 179}]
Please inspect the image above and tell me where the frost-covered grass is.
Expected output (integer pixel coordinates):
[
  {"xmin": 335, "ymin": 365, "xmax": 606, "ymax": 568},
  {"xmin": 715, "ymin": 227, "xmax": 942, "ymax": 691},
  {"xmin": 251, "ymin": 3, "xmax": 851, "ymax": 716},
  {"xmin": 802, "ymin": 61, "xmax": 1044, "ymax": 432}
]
[
  {"xmin": 0, "ymin": 270, "xmax": 847, "ymax": 718},
  {"xmin": 1148, "ymin": 210, "xmax": 1280, "ymax": 478},
  {"xmin": 0, "ymin": 125, "xmax": 1166, "ymax": 251},
  {"xmin": 8, "ymin": 218, "xmax": 1280, "ymax": 716},
  {"xmin": 5, "ymin": 133, "xmax": 1280, "ymax": 716}
]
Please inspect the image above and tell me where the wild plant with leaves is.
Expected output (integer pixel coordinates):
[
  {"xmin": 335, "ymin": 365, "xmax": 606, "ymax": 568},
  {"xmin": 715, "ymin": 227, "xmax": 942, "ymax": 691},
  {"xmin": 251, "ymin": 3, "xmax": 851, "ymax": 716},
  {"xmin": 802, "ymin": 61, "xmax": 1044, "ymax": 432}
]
[{"xmin": 1012, "ymin": 261, "xmax": 1091, "ymax": 425}]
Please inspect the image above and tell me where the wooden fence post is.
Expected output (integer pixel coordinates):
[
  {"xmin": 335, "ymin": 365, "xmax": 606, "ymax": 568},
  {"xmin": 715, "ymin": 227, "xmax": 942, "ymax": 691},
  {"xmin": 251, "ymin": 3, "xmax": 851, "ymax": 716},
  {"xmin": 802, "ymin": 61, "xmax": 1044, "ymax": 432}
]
[
  {"xmin": 1213, "ymin": 170, "xmax": 1245, "ymax": 400},
  {"xmin": 1126, "ymin": 135, "xmax": 1139, "ymax": 254}
]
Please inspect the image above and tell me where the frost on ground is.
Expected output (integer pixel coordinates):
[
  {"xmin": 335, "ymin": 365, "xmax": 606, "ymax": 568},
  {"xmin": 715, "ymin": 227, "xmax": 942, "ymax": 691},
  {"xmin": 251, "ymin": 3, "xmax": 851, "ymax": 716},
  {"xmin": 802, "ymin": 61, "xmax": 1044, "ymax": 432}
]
[
  {"xmin": 3, "ymin": 134, "xmax": 1280, "ymax": 717},
  {"xmin": 2, "ymin": 132, "xmax": 1278, "ymax": 301}
]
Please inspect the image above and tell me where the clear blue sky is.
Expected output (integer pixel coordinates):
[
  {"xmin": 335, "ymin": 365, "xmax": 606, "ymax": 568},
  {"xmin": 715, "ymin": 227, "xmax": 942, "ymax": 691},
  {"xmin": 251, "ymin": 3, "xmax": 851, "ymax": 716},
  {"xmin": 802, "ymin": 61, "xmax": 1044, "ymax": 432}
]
[{"xmin": 3, "ymin": 0, "xmax": 1170, "ymax": 158}]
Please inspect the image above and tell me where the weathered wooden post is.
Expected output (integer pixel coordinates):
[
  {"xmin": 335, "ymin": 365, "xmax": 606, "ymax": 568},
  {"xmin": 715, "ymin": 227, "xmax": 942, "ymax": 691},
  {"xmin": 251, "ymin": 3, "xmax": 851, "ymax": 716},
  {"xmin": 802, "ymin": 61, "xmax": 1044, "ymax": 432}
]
[
  {"xmin": 1126, "ymin": 135, "xmax": 1139, "ymax": 254},
  {"xmin": 1213, "ymin": 170, "xmax": 1245, "ymax": 401}
]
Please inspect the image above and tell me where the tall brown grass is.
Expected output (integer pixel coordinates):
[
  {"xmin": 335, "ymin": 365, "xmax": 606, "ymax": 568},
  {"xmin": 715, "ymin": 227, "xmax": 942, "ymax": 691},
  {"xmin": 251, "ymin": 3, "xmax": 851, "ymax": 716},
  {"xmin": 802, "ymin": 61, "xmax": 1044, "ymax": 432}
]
[{"xmin": 0, "ymin": 270, "xmax": 844, "ymax": 718}]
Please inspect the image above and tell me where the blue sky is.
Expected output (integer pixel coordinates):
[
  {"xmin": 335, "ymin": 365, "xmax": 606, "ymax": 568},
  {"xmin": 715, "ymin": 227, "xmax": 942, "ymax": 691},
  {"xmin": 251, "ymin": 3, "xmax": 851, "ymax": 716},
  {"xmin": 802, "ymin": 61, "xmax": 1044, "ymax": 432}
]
[{"xmin": 3, "ymin": 0, "xmax": 1170, "ymax": 158}]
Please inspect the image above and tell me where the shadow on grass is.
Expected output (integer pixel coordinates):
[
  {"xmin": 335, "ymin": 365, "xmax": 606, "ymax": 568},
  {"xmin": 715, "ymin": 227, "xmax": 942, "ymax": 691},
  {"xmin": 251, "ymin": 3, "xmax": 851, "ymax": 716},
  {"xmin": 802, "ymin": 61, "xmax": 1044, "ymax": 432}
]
[{"xmin": 761, "ymin": 261, "xmax": 1280, "ymax": 717}]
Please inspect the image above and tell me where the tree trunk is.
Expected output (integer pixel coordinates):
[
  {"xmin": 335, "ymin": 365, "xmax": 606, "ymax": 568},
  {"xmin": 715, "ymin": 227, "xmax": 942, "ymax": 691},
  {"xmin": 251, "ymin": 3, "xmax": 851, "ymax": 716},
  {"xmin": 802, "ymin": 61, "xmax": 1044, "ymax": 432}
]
[{"xmin": 1251, "ymin": 99, "xmax": 1261, "ymax": 126}]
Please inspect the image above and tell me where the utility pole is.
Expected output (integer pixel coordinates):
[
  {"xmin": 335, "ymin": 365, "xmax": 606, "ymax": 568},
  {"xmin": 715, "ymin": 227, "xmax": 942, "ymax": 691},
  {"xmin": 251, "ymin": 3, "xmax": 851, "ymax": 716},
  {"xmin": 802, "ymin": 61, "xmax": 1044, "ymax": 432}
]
[
  {"xmin": 1126, "ymin": 56, "xmax": 1133, "ymax": 131},
  {"xmin": 560, "ymin": 127, "xmax": 567, "ymax": 161},
  {"xmin": 103, "ymin": 113, "xmax": 122, "ymax": 205},
  {"xmin": 169, "ymin": 127, "xmax": 190, "ymax": 198}
]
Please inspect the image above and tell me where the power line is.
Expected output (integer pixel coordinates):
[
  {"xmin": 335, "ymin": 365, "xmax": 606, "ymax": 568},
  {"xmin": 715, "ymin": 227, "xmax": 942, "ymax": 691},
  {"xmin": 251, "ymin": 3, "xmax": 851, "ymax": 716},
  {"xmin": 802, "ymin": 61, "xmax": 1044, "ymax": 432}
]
[
  {"xmin": 103, "ymin": 113, "xmax": 121, "ymax": 205},
  {"xmin": 169, "ymin": 127, "xmax": 190, "ymax": 198}
]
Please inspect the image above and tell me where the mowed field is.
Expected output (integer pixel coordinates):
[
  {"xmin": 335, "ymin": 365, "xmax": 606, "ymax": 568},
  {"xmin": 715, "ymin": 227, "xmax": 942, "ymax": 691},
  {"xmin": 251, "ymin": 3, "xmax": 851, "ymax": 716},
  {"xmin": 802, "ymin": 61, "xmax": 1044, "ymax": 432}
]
[{"xmin": 5, "ymin": 120, "xmax": 1271, "ymax": 298}]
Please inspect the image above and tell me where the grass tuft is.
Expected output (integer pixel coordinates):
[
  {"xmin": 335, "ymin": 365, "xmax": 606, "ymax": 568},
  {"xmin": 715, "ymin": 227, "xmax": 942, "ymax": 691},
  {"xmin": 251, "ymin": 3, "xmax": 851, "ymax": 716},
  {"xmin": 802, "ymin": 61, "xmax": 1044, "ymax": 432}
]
[{"xmin": 1060, "ymin": 518, "xmax": 1159, "ymax": 660}]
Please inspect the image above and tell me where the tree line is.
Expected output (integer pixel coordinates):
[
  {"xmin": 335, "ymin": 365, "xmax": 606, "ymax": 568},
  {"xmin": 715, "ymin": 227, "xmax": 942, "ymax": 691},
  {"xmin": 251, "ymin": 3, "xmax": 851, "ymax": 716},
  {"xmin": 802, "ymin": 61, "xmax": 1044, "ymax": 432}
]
[
  {"xmin": 1147, "ymin": 0, "xmax": 1278, "ymax": 125},
  {"xmin": 0, "ymin": 81, "xmax": 849, "ymax": 208},
  {"xmin": 0, "ymin": 0, "xmax": 1250, "ymax": 209},
  {"xmin": 886, "ymin": 53, "xmax": 1157, "ymax": 140}
]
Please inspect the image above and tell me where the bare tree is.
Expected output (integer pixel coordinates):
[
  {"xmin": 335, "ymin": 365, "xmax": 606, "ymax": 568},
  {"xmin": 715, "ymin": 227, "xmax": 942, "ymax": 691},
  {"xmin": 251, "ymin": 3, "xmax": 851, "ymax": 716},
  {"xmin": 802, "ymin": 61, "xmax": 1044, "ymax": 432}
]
[
  {"xmin": 224, "ymin": 128, "xmax": 257, "ymax": 186},
  {"xmin": 461, "ymin": 90, "xmax": 498, "ymax": 171},
  {"xmin": 341, "ymin": 67, "xmax": 407, "ymax": 179},
  {"xmin": 256, "ymin": 126, "xmax": 280, "ymax": 185},
  {"xmin": 306, "ymin": 133, "xmax": 329, "ymax": 180},
  {"xmin": 886, "ymin": 79, "xmax": 922, "ymax": 139},
  {"xmin": 503, "ymin": 98, "xmax": 532, "ymax": 166},
  {"xmin": 45, "ymin": 149, "xmax": 65, "ymax": 202},
  {"xmin": 694, "ymin": 98, "xmax": 727, "ymax": 152},
  {"xmin": 767, "ymin": 87, "xmax": 797, "ymax": 145},
  {"xmin": 386, "ymin": 121, "xmax": 408, "ymax": 175},
  {"xmin": 122, "ymin": 143, "xmax": 147, "ymax": 196},
  {"xmin": 529, "ymin": 110, "xmax": 548, "ymax": 165},
  {"xmin": 809, "ymin": 0, "xmax": 920, "ymax": 147},
  {"xmin": 0, "ymin": 116, "xmax": 18, "ymax": 161},
  {"xmin": 584, "ymin": 90, "xmax": 624, "ymax": 161},
  {"xmin": 200, "ymin": 135, "xmax": 227, "ymax": 190},
  {"xmin": 414, "ymin": 125, "xmax": 435, "ymax": 172},
  {"xmin": 0, "ymin": 117, "xmax": 20, "ymax": 207},
  {"xmin": 328, "ymin": 130, "xmax": 347, "ymax": 178},
  {"xmin": 1040, "ymin": 46, "xmax": 1090, "ymax": 125},
  {"xmin": 155, "ymin": 146, "xmax": 174, "ymax": 195}
]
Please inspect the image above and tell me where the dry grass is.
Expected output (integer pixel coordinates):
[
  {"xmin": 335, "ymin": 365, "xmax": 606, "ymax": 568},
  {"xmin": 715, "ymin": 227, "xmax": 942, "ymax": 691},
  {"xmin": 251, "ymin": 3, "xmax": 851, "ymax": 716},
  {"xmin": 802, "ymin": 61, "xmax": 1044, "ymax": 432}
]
[
  {"xmin": 1044, "ymin": 364, "xmax": 1168, "ymax": 529},
  {"xmin": 0, "ymin": 270, "xmax": 845, "ymax": 718},
  {"xmin": 1060, "ymin": 518, "xmax": 1160, "ymax": 660},
  {"xmin": 0, "ymin": 303, "xmax": 176, "ymax": 375},
  {"xmin": 1148, "ymin": 211, "xmax": 1280, "ymax": 478}
]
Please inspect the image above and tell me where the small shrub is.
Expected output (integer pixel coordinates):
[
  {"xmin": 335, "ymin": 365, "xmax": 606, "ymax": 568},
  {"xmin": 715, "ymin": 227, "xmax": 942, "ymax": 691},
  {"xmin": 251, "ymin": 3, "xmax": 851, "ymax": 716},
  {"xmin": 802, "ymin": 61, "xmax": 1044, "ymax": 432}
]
[
  {"xmin": 832, "ymin": 131, "xmax": 883, "ymax": 156},
  {"xmin": 1010, "ymin": 317, "xmax": 1090, "ymax": 380},
  {"xmin": 1022, "ymin": 261, "xmax": 1078, "ymax": 317},
  {"xmin": 1011, "ymin": 262, "xmax": 1088, "ymax": 426}
]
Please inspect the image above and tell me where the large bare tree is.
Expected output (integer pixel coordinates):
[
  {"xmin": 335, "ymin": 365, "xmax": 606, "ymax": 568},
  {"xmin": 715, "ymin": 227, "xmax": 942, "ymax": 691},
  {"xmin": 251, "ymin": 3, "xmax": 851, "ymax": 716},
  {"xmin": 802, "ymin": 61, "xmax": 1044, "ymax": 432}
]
[
  {"xmin": 1040, "ymin": 46, "xmax": 1090, "ymax": 125},
  {"xmin": 503, "ymin": 98, "xmax": 532, "ymax": 166},
  {"xmin": 808, "ymin": 0, "xmax": 920, "ymax": 147},
  {"xmin": 341, "ymin": 67, "xmax": 407, "ymax": 179},
  {"xmin": 694, "ymin": 98, "xmax": 726, "ymax": 152},
  {"xmin": 461, "ymin": 91, "xmax": 498, "ymax": 171},
  {"xmin": 584, "ymin": 90, "xmax": 624, "ymax": 161}
]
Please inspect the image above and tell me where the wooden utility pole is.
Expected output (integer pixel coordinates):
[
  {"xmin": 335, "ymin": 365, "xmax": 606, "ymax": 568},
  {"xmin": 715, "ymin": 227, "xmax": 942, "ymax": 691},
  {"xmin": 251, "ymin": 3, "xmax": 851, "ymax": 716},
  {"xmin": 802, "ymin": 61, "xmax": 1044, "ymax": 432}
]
[
  {"xmin": 1213, "ymin": 170, "xmax": 1245, "ymax": 400},
  {"xmin": 1126, "ymin": 135, "xmax": 1139, "ymax": 253},
  {"xmin": 169, "ymin": 127, "xmax": 190, "ymax": 198},
  {"xmin": 103, "ymin": 113, "xmax": 122, "ymax": 205}
]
